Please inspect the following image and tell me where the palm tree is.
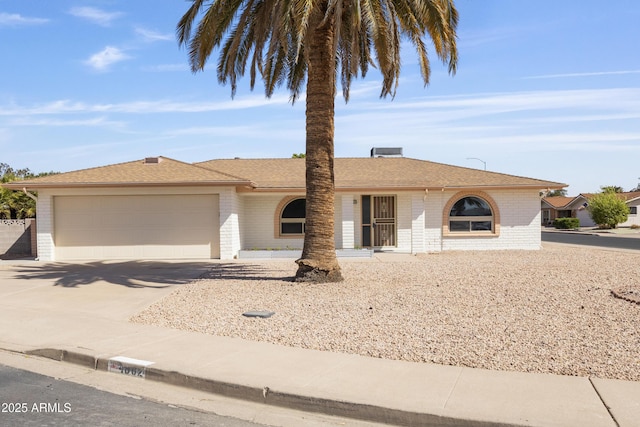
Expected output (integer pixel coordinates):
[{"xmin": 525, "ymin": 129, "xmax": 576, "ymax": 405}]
[{"xmin": 177, "ymin": 0, "xmax": 458, "ymax": 282}]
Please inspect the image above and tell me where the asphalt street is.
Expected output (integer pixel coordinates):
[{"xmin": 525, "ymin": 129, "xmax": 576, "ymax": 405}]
[
  {"xmin": 542, "ymin": 231, "xmax": 640, "ymax": 251},
  {"xmin": 0, "ymin": 363, "xmax": 268, "ymax": 427}
]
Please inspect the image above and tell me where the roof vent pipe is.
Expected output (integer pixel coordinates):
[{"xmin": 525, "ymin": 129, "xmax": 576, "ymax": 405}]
[{"xmin": 370, "ymin": 147, "xmax": 403, "ymax": 157}]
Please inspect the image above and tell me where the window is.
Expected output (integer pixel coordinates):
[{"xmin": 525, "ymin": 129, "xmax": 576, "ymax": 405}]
[
  {"xmin": 280, "ymin": 198, "xmax": 305, "ymax": 235},
  {"xmin": 558, "ymin": 210, "xmax": 572, "ymax": 218},
  {"xmin": 449, "ymin": 196, "xmax": 494, "ymax": 232},
  {"xmin": 630, "ymin": 206, "xmax": 638, "ymax": 215}
]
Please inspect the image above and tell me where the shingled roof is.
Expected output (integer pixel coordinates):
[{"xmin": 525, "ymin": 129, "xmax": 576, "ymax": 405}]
[
  {"xmin": 5, "ymin": 156, "xmax": 565, "ymax": 191},
  {"xmin": 541, "ymin": 196, "xmax": 575, "ymax": 209},
  {"xmin": 196, "ymin": 157, "xmax": 565, "ymax": 191},
  {"xmin": 3, "ymin": 157, "xmax": 250, "ymax": 189}
]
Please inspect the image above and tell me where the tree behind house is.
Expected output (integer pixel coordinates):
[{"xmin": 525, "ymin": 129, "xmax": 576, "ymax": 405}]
[
  {"xmin": 0, "ymin": 164, "xmax": 58, "ymax": 219},
  {"xmin": 600, "ymin": 185, "xmax": 624, "ymax": 193},
  {"xmin": 546, "ymin": 189, "xmax": 567, "ymax": 197}
]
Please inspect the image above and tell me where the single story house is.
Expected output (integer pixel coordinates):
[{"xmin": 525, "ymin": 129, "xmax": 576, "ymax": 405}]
[
  {"xmin": 3, "ymin": 154, "xmax": 565, "ymax": 261},
  {"xmin": 542, "ymin": 192, "xmax": 640, "ymax": 228},
  {"xmin": 540, "ymin": 196, "xmax": 575, "ymax": 226}
]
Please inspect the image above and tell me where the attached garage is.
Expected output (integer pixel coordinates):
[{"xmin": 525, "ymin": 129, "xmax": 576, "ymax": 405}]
[
  {"xmin": 3, "ymin": 155, "xmax": 566, "ymax": 261},
  {"xmin": 53, "ymin": 194, "xmax": 220, "ymax": 260}
]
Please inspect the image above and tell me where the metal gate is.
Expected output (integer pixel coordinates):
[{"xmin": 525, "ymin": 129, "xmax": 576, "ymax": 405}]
[{"xmin": 362, "ymin": 195, "xmax": 396, "ymax": 247}]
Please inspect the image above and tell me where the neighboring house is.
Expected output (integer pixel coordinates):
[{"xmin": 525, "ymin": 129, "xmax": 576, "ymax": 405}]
[
  {"xmin": 540, "ymin": 196, "xmax": 575, "ymax": 226},
  {"xmin": 3, "ymin": 154, "xmax": 565, "ymax": 261},
  {"xmin": 542, "ymin": 192, "xmax": 640, "ymax": 228}
]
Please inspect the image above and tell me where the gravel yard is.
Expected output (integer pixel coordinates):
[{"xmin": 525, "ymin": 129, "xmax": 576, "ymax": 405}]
[{"xmin": 131, "ymin": 244, "xmax": 640, "ymax": 381}]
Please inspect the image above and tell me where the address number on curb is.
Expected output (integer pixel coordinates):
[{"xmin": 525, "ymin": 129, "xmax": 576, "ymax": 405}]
[{"xmin": 107, "ymin": 356, "xmax": 155, "ymax": 379}]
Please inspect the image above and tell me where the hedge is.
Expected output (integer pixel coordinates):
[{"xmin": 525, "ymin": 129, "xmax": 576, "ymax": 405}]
[{"xmin": 553, "ymin": 217, "xmax": 580, "ymax": 229}]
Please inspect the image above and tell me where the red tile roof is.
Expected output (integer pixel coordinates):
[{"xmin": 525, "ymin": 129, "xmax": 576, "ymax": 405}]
[{"xmin": 542, "ymin": 196, "xmax": 574, "ymax": 208}]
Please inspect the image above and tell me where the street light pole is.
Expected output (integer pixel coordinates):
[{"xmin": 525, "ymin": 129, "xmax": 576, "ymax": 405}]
[{"xmin": 467, "ymin": 157, "xmax": 486, "ymax": 171}]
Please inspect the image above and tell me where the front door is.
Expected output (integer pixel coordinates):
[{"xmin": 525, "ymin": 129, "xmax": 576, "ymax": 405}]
[{"xmin": 362, "ymin": 195, "xmax": 396, "ymax": 248}]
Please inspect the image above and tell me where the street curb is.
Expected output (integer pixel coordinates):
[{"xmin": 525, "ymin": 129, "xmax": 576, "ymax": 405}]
[
  {"xmin": 26, "ymin": 348, "xmax": 99, "ymax": 369},
  {"xmin": 24, "ymin": 347, "xmax": 514, "ymax": 427}
]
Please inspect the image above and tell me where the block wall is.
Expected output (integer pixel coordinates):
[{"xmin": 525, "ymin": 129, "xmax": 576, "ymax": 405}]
[
  {"xmin": 0, "ymin": 219, "xmax": 34, "ymax": 256},
  {"xmin": 438, "ymin": 189, "xmax": 542, "ymax": 251}
]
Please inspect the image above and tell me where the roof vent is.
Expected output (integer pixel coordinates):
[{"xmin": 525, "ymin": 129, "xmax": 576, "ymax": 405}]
[
  {"xmin": 143, "ymin": 157, "xmax": 161, "ymax": 164},
  {"xmin": 370, "ymin": 147, "xmax": 403, "ymax": 157}
]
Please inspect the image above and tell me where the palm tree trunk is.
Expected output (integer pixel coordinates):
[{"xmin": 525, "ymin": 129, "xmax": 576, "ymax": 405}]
[{"xmin": 295, "ymin": 5, "xmax": 343, "ymax": 283}]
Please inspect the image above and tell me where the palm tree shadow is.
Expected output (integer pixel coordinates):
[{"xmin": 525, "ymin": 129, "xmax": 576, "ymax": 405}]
[
  {"xmin": 12, "ymin": 260, "xmax": 216, "ymax": 288},
  {"xmin": 204, "ymin": 263, "xmax": 296, "ymax": 282}
]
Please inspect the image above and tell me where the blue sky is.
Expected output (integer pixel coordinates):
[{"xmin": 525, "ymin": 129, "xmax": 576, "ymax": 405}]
[{"xmin": 1, "ymin": 0, "xmax": 639, "ymax": 195}]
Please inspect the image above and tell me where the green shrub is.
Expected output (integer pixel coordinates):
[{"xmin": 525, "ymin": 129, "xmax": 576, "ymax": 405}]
[
  {"xmin": 587, "ymin": 192, "xmax": 629, "ymax": 229},
  {"xmin": 553, "ymin": 217, "xmax": 580, "ymax": 229}
]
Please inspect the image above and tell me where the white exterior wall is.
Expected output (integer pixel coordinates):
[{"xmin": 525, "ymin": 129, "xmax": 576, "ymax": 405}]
[
  {"xmin": 346, "ymin": 192, "xmax": 414, "ymax": 252},
  {"xmin": 441, "ymin": 189, "xmax": 542, "ymax": 251},
  {"xmin": 240, "ymin": 193, "xmax": 347, "ymax": 250},
  {"xmin": 576, "ymin": 207, "xmax": 595, "ymax": 227},
  {"xmin": 620, "ymin": 199, "xmax": 640, "ymax": 227},
  {"xmin": 37, "ymin": 185, "xmax": 546, "ymax": 260},
  {"xmin": 241, "ymin": 194, "xmax": 305, "ymax": 250},
  {"xmin": 353, "ymin": 197, "xmax": 362, "ymax": 247},
  {"xmin": 424, "ymin": 190, "xmax": 447, "ymax": 252},
  {"xmin": 35, "ymin": 193, "xmax": 55, "ymax": 261},
  {"xmin": 411, "ymin": 193, "xmax": 426, "ymax": 253},
  {"xmin": 395, "ymin": 192, "xmax": 413, "ymax": 252},
  {"xmin": 341, "ymin": 195, "xmax": 355, "ymax": 249},
  {"xmin": 576, "ymin": 198, "xmax": 640, "ymax": 228},
  {"xmin": 334, "ymin": 197, "xmax": 343, "ymax": 249},
  {"xmin": 219, "ymin": 188, "xmax": 241, "ymax": 259}
]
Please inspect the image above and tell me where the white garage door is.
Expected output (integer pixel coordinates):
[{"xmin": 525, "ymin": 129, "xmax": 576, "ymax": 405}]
[{"xmin": 54, "ymin": 195, "xmax": 219, "ymax": 260}]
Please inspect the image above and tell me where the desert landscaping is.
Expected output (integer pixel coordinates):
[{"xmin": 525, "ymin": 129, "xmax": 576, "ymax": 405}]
[{"xmin": 131, "ymin": 243, "xmax": 640, "ymax": 382}]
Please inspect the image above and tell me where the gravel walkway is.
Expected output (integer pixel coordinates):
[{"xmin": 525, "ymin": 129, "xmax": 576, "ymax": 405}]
[{"xmin": 131, "ymin": 244, "xmax": 640, "ymax": 381}]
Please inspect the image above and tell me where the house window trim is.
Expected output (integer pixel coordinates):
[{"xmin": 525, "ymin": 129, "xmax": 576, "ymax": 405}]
[
  {"xmin": 442, "ymin": 191, "xmax": 501, "ymax": 237},
  {"xmin": 274, "ymin": 196, "xmax": 306, "ymax": 239}
]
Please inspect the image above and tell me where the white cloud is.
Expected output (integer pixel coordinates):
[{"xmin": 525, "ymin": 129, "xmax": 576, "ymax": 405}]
[
  {"xmin": 0, "ymin": 94, "xmax": 292, "ymax": 116},
  {"xmin": 9, "ymin": 116, "xmax": 125, "ymax": 129},
  {"xmin": 135, "ymin": 27, "xmax": 172, "ymax": 42},
  {"xmin": 69, "ymin": 7, "xmax": 123, "ymax": 27},
  {"xmin": 345, "ymin": 88, "xmax": 640, "ymax": 126},
  {"xmin": 523, "ymin": 70, "xmax": 640, "ymax": 80},
  {"xmin": 0, "ymin": 12, "xmax": 48, "ymax": 26},
  {"xmin": 84, "ymin": 46, "xmax": 131, "ymax": 71},
  {"xmin": 141, "ymin": 63, "xmax": 190, "ymax": 72}
]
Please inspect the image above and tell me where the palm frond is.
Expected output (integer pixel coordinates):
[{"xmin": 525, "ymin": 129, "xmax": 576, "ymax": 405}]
[
  {"xmin": 176, "ymin": 0, "xmax": 207, "ymax": 47},
  {"xmin": 177, "ymin": 0, "xmax": 458, "ymax": 101}
]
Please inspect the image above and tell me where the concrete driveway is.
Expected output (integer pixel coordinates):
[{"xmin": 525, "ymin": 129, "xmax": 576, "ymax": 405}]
[{"xmin": 0, "ymin": 260, "xmax": 213, "ymax": 320}]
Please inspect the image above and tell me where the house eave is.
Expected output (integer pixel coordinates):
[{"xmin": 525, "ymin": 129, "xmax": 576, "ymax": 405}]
[
  {"xmin": 235, "ymin": 183, "xmax": 567, "ymax": 193},
  {"xmin": 3, "ymin": 181, "xmax": 253, "ymax": 190}
]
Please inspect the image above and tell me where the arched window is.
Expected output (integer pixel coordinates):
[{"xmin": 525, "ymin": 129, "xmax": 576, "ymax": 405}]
[
  {"xmin": 449, "ymin": 196, "xmax": 493, "ymax": 232},
  {"xmin": 280, "ymin": 198, "xmax": 306, "ymax": 235}
]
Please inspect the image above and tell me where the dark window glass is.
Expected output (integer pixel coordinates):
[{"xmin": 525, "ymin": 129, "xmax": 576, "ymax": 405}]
[
  {"xmin": 630, "ymin": 206, "xmax": 637, "ymax": 215},
  {"xmin": 362, "ymin": 195, "xmax": 371, "ymax": 224},
  {"xmin": 281, "ymin": 223, "xmax": 303, "ymax": 234},
  {"xmin": 450, "ymin": 197, "xmax": 492, "ymax": 217},
  {"xmin": 282, "ymin": 199, "xmax": 305, "ymax": 218},
  {"xmin": 471, "ymin": 221, "xmax": 492, "ymax": 231},
  {"xmin": 449, "ymin": 221, "xmax": 470, "ymax": 231},
  {"xmin": 362, "ymin": 225, "xmax": 371, "ymax": 247}
]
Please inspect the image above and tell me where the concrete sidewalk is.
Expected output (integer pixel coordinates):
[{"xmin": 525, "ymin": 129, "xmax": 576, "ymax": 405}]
[{"xmin": 1, "ymin": 259, "xmax": 638, "ymax": 426}]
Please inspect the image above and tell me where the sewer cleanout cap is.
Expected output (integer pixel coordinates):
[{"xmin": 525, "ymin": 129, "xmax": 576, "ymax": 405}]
[{"xmin": 242, "ymin": 310, "xmax": 275, "ymax": 318}]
